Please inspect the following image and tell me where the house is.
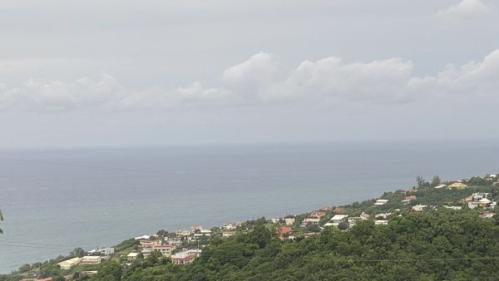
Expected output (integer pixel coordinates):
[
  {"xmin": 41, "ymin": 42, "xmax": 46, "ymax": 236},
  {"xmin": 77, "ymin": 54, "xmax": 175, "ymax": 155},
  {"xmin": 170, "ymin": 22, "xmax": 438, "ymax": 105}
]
[
  {"xmin": 277, "ymin": 226, "xmax": 293, "ymax": 240},
  {"xmin": 412, "ymin": 204, "xmax": 427, "ymax": 212},
  {"xmin": 466, "ymin": 192, "xmax": 494, "ymax": 209},
  {"xmin": 303, "ymin": 217, "xmax": 321, "ymax": 225},
  {"xmin": 402, "ymin": 195, "xmax": 417, "ymax": 204},
  {"xmin": 176, "ymin": 230, "xmax": 192, "ymax": 237},
  {"xmin": 171, "ymin": 249, "xmax": 202, "ymax": 265},
  {"xmin": 81, "ymin": 256, "xmax": 101, "ymax": 265},
  {"xmin": 141, "ymin": 247, "xmax": 153, "ymax": 257},
  {"xmin": 374, "ymin": 199, "xmax": 389, "ymax": 206},
  {"xmin": 434, "ymin": 184, "xmax": 447, "ymax": 189},
  {"xmin": 448, "ymin": 182, "xmax": 468, "ymax": 189},
  {"xmin": 480, "ymin": 212, "xmax": 495, "ymax": 219},
  {"xmin": 375, "ymin": 213, "xmax": 392, "ymax": 220},
  {"xmin": 375, "ymin": 220, "xmax": 388, "ymax": 225},
  {"xmin": 222, "ymin": 230, "xmax": 236, "ymax": 238},
  {"xmin": 140, "ymin": 239, "xmax": 161, "ymax": 248},
  {"xmin": 88, "ymin": 247, "xmax": 114, "ymax": 256},
  {"xmin": 330, "ymin": 214, "xmax": 348, "ymax": 227},
  {"xmin": 222, "ymin": 223, "xmax": 238, "ymax": 231},
  {"xmin": 443, "ymin": 205, "xmax": 462, "ymax": 210},
  {"xmin": 194, "ymin": 228, "xmax": 212, "ymax": 239},
  {"xmin": 127, "ymin": 252, "xmax": 139, "ymax": 262},
  {"xmin": 284, "ymin": 217, "xmax": 296, "ymax": 226},
  {"xmin": 57, "ymin": 257, "xmax": 81, "ymax": 270},
  {"xmin": 479, "ymin": 198, "xmax": 492, "ymax": 208},
  {"xmin": 360, "ymin": 212, "xmax": 370, "ymax": 220},
  {"xmin": 152, "ymin": 244, "xmax": 176, "ymax": 257}
]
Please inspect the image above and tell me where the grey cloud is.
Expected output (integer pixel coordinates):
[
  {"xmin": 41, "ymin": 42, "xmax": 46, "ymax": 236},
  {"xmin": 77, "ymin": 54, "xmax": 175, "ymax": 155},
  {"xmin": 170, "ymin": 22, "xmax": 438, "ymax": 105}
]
[
  {"xmin": 435, "ymin": 0, "xmax": 491, "ymax": 20},
  {"xmin": 1, "ymin": 49, "xmax": 499, "ymax": 111}
]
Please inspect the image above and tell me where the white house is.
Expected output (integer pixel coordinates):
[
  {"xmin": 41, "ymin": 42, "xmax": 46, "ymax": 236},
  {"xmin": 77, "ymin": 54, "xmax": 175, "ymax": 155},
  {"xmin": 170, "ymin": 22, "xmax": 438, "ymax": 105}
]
[
  {"xmin": 284, "ymin": 217, "xmax": 296, "ymax": 226},
  {"xmin": 374, "ymin": 199, "xmax": 389, "ymax": 206},
  {"xmin": 412, "ymin": 204, "xmax": 427, "ymax": 212},
  {"xmin": 330, "ymin": 214, "xmax": 348, "ymax": 227},
  {"xmin": 375, "ymin": 220, "xmax": 388, "ymax": 225},
  {"xmin": 127, "ymin": 252, "xmax": 139, "ymax": 262}
]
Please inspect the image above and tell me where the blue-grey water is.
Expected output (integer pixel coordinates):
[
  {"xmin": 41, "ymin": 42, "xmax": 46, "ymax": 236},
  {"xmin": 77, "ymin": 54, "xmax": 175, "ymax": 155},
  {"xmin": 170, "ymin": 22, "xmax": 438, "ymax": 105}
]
[{"xmin": 1, "ymin": 142, "xmax": 499, "ymax": 273}]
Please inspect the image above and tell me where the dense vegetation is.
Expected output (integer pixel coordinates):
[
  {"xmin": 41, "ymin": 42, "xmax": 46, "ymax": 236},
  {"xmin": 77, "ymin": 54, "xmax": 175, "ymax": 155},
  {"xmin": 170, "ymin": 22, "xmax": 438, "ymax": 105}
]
[{"xmin": 86, "ymin": 210, "xmax": 499, "ymax": 281}]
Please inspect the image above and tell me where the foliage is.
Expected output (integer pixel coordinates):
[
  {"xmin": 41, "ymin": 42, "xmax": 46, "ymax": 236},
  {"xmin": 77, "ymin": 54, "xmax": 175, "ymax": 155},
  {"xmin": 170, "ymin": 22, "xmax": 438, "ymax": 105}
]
[{"xmin": 80, "ymin": 210, "xmax": 499, "ymax": 281}]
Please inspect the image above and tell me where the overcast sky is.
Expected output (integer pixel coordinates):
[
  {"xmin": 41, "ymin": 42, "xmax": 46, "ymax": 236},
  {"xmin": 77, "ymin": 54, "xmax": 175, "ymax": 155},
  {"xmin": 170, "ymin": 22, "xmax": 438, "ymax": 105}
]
[{"xmin": 1, "ymin": 0, "xmax": 499, "ymax": 149}]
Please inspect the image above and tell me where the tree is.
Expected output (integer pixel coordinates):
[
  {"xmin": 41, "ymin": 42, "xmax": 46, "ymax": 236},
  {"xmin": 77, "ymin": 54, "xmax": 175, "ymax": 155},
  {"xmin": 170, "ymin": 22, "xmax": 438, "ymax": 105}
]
[
  {"xmin": 338, "ymin": 221, "xmax": 349, "ymax": 231},
  {"xmin": 71, "ymin": 247, "xmax": 86, "ymax": 258},
  {"xmin": 416, "ymin": 176, "xmax": 429, "ymax": 188},
  {"xmin": 431, "ymin": 175, "xmax": 441, "ymax": 187},
  {"xmin": 249, "ymin": 224, "xmax": 272, "ymax": 248}
]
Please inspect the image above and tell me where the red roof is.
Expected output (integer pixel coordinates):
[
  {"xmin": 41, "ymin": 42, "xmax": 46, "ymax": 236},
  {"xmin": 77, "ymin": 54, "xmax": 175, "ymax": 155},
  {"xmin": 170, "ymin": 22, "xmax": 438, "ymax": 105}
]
[{"xmin": 277, "ymin": 226, "xmax": 293, "ymax": 235}]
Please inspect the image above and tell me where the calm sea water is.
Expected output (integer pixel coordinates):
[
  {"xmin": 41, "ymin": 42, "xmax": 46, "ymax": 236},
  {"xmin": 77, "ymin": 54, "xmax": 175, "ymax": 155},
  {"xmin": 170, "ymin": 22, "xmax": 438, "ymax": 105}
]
[{"xmin": 1, "ymin": 142, "xmax": 499, "ymax": 273}]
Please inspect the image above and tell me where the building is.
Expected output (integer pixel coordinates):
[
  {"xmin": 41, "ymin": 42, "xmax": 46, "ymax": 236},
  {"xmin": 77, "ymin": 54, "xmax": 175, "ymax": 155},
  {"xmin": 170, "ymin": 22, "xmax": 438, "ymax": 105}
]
[
  {"xmin": 375, "ymin": 213, "xmax": 391, "ymax": 220},
  {"xmin": 88, "ymin": 247, "xmax": 114, "ymax": 256},
  {"xmin": 152, "ymin": 244, "xmax": 176, "ymax": 257},
  {"xmin": 448, "ymin": 182, "xmax": 468, "ymax": 189},
  {"xmin": 81, "ymin": 256, "xmax": 101, "ymax": 265},
  {"xmin": 480, "ymin": 212, "xmax": 495, "ymax": 219},
  {"xmin": 330, "ymin": 214, "xmax": 348, "ymax": 227},
  {"xmin": 222, "ymin": 223, "xmax": 238, "ymax": 231},
  {"xmin": 171, "ymin": 249, "xmax": 202, "ymax": 265},
  {"xmin": 277, "ymin": 226, "xmax": 293, "ymax": 240},
  {"xmin": 127, "ymin": 252, "xmax": 139, "ymax": 262},
  {"xmin": 222, "ymin": 231, "xmax": 236, "ymax": 238},
  {"xmin": 374, "ymin": 199, "xmax": 389, "ymax": 206},
  {"xmin": 434, "ymin": 184, "xmax": 447, "ymax": 189},
  {"xmin": 412, "ymin": 204, "xmax": 427, "ymax": 212},
  {"xmin": 284, "ymin": 217, "xmax": 296, "ymax": 226},
  {"xmin": 57, "ymin": 257, "xmax": 82, "ymax": 270},
  {"xmin": 303, "ymin": 217, "xmax": 321, "ymax": 225},
  {"xmin": 375, "ymin": 220, "xmax": 388, "ymax": 225},
  {"xmin": 402, "ymin": 195, "xmax": 417, "ymax": 204},
  {"xmin": 360, "ymin": 212, "xmax": 370, "ymax": 220},
  {"xmin": 443, "ymin": 205, "xmax": 462, "ymax": 210}
]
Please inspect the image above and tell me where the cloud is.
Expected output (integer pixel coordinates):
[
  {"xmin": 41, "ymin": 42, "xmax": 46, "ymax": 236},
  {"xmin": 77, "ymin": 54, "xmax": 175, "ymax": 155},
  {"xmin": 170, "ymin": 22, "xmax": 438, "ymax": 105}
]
[
  {"xmin": 264, "ymin": 57, "xmax": 414, "ymax": 104},
  {"xmin": 435, "ymin": 0, "xmax": 490, "ymax": 21},
  {"xmin": 409, "ymin": 49, "xmax": 499, "ymax": 98},
  {"xmin": 1, "ymin": 49, "xmax": 499, "ymax": 111},
  {"xmin": 0, "ymin": 74, "xmax": 125, "ymax": 111}
]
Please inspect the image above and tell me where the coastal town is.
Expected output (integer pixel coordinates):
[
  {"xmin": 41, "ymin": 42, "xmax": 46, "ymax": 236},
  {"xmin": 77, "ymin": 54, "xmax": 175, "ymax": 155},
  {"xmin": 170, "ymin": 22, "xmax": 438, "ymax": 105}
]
[{"xmin": 5, "ymin": 173, "xmax": 499, "ymax": 281}]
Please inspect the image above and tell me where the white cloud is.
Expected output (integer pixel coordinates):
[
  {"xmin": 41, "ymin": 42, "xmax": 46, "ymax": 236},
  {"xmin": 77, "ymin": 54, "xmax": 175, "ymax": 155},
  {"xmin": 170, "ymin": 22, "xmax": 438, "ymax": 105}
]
[
  {"xmin": 1, "ymin": 49, "xmax": 499, "ymax": 111},
  {"xmin": 0, "ymin": 74, "xmax": 125, "ymax": 111},
  {"xmin": 436, "ymin": 0, "xmax": 490, "ymax": 20},
  {"xmin": 264, "ymin": 57, "xmax": 414, "ymax": 104},
  {"xmin": 409, "ymin": 49, "xmax": 499, "ymax": 98}
]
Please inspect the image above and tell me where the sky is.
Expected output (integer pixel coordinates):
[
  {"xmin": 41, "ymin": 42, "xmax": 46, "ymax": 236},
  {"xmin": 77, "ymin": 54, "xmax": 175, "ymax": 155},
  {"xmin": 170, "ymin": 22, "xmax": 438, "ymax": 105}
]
[{"xmin": 1, "ymin": 0, "xmax": 499, "ymax": 149}]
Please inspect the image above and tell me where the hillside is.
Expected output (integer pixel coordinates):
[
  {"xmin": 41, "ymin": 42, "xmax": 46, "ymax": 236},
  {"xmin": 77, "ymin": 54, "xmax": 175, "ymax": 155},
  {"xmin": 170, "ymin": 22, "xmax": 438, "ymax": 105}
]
[{"xmin": 3, "ymin": 174, "xmax": 499, "ymax": 281}]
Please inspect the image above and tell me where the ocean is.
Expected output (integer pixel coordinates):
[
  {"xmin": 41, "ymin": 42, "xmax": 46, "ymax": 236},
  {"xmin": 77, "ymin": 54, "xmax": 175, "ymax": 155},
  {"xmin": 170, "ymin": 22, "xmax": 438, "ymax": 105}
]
[{"xmin": 1, "ymin": 142, "xmax": 499, "ymax": 273}]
